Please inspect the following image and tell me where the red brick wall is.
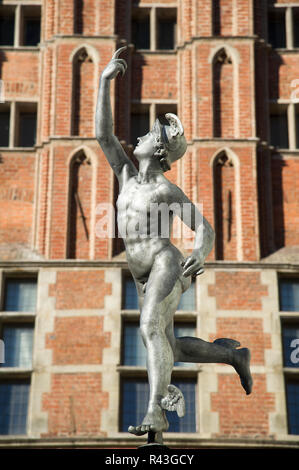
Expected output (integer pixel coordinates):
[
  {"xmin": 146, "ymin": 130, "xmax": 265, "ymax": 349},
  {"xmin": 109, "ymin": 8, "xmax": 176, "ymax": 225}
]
[
  {"xmin": 0, "ymin": 153, "xmax": 35, "ymax": 247},
  {"xmin": 49, "ymin": 270, "xmax": 112, "ymax": 309},
  {"xmin": 208, "ymin": 271, "xmax": 268, "ymax": 310},
  {"xmin": 272, "ymin": 157, "xmax": 299, "ymax": 248},
  {"xmin": 211, "ymin": 374, "xmax": 275, "ymax": 436},
  {"xmin": 42, "ymin": 373, "xmax": 109, "ymax": 437},
  {"xmin": 46, "ymin": 316, "xmax": 111, "ymax": 365}
]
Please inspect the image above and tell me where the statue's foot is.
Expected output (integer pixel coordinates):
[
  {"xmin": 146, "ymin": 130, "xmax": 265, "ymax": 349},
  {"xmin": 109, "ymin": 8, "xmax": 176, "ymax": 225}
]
[
  {"xmin": 232, "ymin": 347, "xmax": 253, "ymax": 395},
  {"xmin": 128, "ymin": 404, "xmax": 169, "ymax": 435}
]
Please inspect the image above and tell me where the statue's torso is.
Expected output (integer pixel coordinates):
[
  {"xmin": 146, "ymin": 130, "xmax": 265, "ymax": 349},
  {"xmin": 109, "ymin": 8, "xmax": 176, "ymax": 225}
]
[{"xmin": 116, "ymin": 175, "xmax": 178, "ymax": 280}]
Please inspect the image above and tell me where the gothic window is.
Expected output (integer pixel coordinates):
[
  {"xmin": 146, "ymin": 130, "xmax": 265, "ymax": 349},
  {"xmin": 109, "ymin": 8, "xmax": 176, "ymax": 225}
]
[
  {"xmin": 67, "ymin": 151, "xmax": 92, "ymax": 259},
  {"xmin": 213, "ymin": 151, "xmax": 237, "ymax": 260},
  {"xmin": 72, "ymin": 48, "xmax": 94, "ymax": 137},
  {"xmin": 213, "ymin": 49, "xmax": 234, "ymax": 138}
]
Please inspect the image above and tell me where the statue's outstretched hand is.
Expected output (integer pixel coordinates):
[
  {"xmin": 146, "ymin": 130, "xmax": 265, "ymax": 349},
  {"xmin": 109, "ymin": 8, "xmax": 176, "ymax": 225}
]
[
  {"xmin": 102, "ymin": 46, "xmax": 127, "ymax": 80},
  {"xmin": 181, "ymin": 253, "xmax": 205, "ymax": 277}
]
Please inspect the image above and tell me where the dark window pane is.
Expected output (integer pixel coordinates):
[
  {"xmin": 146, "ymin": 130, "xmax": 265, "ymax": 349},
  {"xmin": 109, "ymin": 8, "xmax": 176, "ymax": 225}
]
[
  {"xmin": 282, "ymin": 325, "xmax": 299, "ymax": 368},
  {"xmin": 24, "ymin": 18, "xmax": 40, "ymax": 46},
  {"xmin": 132, "ymin": 17, "xmax": 150, "ymax": 49},
  {"xmin": 293, "ymin": 9, "xmax": 299, "ymax": 48},
  {"xmin": 4, "ymin": 278, "xmax": 37, "ymax": 312},
  {"xmin": 19, "ymin": 112, "xmax": 36, "ymax": 147},
  {"xmin": 286, "ymin": 381, "xmax": 299, "ymax": 435},
  {"xmin": 177, "ymin": 281, "xmax": 196, "ymax": 311},
  {"xmin": 123, "ymin": 278, "xmax": 139, "ymax": 310},
  {"xmin": 279, "ymin": 279, "xmax": 299, "ymax": 311},
  {"xmin": 123, "ymin": 323, "xmax": 146, "ymax": 366},
  {"xmin": 0, "ymin": 381, "xmax": 30, "ymax": 435},
  {"xmin": 1, "ymin": 324, "xmax": 34, "ymax": 368},
  {"xmin": 121, "ymin": 379, "xmax": 196, "ymax": 432},
  {"xmin": 270, "ymin": 113, "xmax": 289, "ymax": 148},
  {"xmin": 0, "ymin": 111, "xmax": 10, "ymax": 147},
  {"xmin": 123, "ymin": 322, "xmax": 195, "ymax": 367},
  {"xmin": 268, "ymin": 11, "xmax": 286, "ymax": 48},
  {"xmin": 157, "ymin": 19, "xmax": 175, "ymax": 49},
  {"xmin": 131, "ymin": 111, "xmax": 149, "ymax": 147},
  {"xmin": 0, "ymin": 14, "xmax": 14, "ymax": 46}
]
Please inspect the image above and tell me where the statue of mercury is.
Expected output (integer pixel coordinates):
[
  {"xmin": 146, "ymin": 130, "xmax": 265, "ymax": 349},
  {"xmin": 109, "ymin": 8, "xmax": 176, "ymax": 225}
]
[{"xmin": 96, "ymin": 47, "xmax": 252, "ymax": 441}]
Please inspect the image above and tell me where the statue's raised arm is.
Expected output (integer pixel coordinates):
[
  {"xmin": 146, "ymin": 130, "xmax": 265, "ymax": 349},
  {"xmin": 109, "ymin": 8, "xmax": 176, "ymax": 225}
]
[{"xmin": 95, "ymin": 47, "xmax": 137, "ymax": 189}]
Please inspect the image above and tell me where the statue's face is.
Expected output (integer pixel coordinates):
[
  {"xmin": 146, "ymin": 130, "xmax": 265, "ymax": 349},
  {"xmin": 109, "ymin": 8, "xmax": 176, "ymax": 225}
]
[{"xmin": 133, "ymin": 132, "xmax": 156, "ymax": 160}]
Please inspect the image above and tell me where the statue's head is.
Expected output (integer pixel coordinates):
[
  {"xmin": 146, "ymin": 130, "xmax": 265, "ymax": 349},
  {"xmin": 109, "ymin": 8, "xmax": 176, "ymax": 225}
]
[{"xmin": 133, "ymin": 113, "xmax": 187, "ymax": 172}]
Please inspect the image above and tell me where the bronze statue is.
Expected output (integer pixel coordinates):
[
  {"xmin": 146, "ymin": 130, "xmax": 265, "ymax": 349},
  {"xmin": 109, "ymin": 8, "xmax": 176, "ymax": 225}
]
[{"xmin": 96, "ymin": 47, "xmax": 252, "ymax": 445}]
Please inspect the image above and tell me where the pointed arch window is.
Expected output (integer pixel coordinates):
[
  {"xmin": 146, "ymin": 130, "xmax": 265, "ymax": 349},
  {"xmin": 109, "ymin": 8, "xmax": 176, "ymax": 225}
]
[
  {"xmin": 213, "ymin": 48, "xmax": 234, "ymax": 138},
  {"xmin": 67, "ymin": 151, "xmax": 92, "ymax": 259},
  {"xmin": 213, "ymin": 151, "xmax": 238, "ymax": 260},
  {"xmin": 72, "ymin": 48, "xmax": 94, "ymax": 137}
]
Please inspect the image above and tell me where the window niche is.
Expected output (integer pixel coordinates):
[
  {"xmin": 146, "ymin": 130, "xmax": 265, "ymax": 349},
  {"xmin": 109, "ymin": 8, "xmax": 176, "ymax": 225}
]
[
  {"xmin": 67, "ymin": 151, "xmax": 92, "ymax": 260},
  {"xmin": 72, "ymin": 48, "xmax": 95, "ymax": 137},
  {"xmin": 212, "ymin": 48, "xmax": 234, "ymax": 139},
  {"xmin": 213, "ymin": 151, "xmax": 238, "ymax": 261}
]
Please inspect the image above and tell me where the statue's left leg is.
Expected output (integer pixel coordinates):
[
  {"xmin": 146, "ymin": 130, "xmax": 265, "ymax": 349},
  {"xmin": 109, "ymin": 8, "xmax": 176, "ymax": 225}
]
[{"xmin": 128, "ymin": 248, "xmax": 184, "ymax": 435}]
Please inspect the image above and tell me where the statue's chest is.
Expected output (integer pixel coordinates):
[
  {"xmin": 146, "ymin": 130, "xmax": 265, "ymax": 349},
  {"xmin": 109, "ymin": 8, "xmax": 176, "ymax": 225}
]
[{"xmin": 117, "ymin": 181, "xmax": 163, "ymax": 213}]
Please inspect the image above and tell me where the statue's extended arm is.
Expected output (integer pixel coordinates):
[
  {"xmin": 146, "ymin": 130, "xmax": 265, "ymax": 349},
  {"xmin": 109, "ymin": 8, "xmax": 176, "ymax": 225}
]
[
  {"xmin": 174, "ymin": 187, "xmax": 215, "ymax": 277},
  {"xmin": 95, "ymin": 47, "xmax": 137, "ymax": 186}
]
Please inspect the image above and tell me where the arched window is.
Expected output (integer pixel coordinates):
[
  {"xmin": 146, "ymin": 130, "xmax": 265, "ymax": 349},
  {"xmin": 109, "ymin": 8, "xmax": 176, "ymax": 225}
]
[
  {"xmin": 212, "ymin": 48, "xmax": 234, "ymax": 138},
  {"xmin": 213, "ymin": 151, "xmax": 238, "ymax": 260},
  {"xmin": 67, "ymin": 150, "xmax": 92, "ymax": 259},
  {"xmin": 72, "ymin": 48, "xmax": 94, "ymax": 137}
]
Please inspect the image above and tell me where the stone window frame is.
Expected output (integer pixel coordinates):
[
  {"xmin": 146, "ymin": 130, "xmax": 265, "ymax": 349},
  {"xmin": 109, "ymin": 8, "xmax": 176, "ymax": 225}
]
[
  {"xmin": 0, "ymin": 100, "xmax": 38, "ymax": 149},
  {"xmin": 131, "ymin": 3, "xmax": 177, "ymax": 52},
  {"xmin": 130, "ymin": 100, "xmax": 178, "ymax": 146},
  {"xmin": 118, "ymin": 269, "xmax": 200, "ymax": 434},
  {"xmin": 278, "ymin": 273, "xmax": 299, "ymax": 436},
  {"xmin": 0, "ymin": 1, "xmax": 42, "ymax": 49},
  {"xmin": 0, "ymin": 270, "xmax": 38, "ymax": 436},
  {"xmin": 267, "ymin": 4, "xmax": 299, "ymax": 51},
  {"xmin": 269, "ymin": 101, "xmax": 299, "ymax": 151}
]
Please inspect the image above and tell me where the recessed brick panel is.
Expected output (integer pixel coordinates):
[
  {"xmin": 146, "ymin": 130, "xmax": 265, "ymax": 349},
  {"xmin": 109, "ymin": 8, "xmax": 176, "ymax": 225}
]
[
  {"xmin": 49, "ymin": 270, "xmax": 112, "ymax": 309},
  {"xmin": 46, "ymin": 316, "xmax": 111, "ymax": 365},
  {"xmin": 42, "ymin": 373, "xmax": 109, "ymax": 437},
  {"xmin": 211, "ymin": 374, "xmax": 275, "ymax": 436},
  {"xmin": 210, "ymin": 318, "xmax": 271, "ymax": 365},
  {"xmin": 208, "ymin": 271, "xmax": 268, "ymax": 310}
]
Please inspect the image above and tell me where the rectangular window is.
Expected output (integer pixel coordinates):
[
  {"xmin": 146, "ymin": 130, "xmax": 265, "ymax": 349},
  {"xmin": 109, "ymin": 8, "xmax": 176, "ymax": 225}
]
[
  {"xmin": 3, "ymin": 278, "xmax": 37, "ymax": 312},
  {"xmin": 123, "ymin": 275, "xmax": 196, "ymax": 312},
  {"xmin": 121, "ymin": 378, "xmax": 196, "ymax": 432},
  {"xmin": 16, "ymin": 102, "xmax": 37, "ymax": 148},
  {"xmin": 123, "ymin": 321, "xmax": 196, "ymax": 367},
  {"xmin": 0, "ymin": 106, "xmax": 10, "ymax": 147},
  {"xmin": 177, "ymin": 281, "xmax": 196, "ymax": 311},
  {"xmin": 1, "ymin": 324, "xmax": 34, "ymax": 368},
  {"xmin": 156, "ymin": 103, "xmax": 178, "ymax": 126},
  {"xmin": 268, "ymin": 10, "xmax": 286, "ymax": 49},
  {"xmin": 132, "ymin": 8, "xmax": 150, "ymax": 50},
  {"xmin": 286, "ymin": 380, "xmax": 299, "ymax": 435},
  {"xmin": 0, "ymin": 6, "xmax": 15, "ymax": 46},
  {"xmin": 279, "ymin": 278, "xmax": 299, "ymax": 312},
  {"xmin": 293, "ymin": 8, "xmax": 299, "ymax": 48},
  {"xmin": 131, "ymin": 105, "xmax": 150, "ymax": 147},
  {"xmin": 20, "ymin": 6, "xmax": 41, "ymax": 47},
  {"xmin": 270, "ymin": 107, "xmax": 289, "ymax": 149},
  {"xmin": 156, "ymin": 8, "xmax": 177, "ymax": 50},
  {"xmin": 0, "ymin": 380, "xmax": 30, "ymax": 435}
]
